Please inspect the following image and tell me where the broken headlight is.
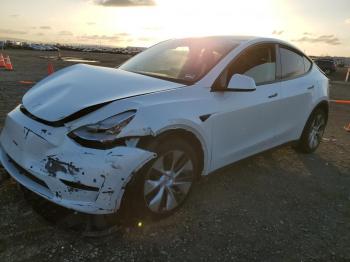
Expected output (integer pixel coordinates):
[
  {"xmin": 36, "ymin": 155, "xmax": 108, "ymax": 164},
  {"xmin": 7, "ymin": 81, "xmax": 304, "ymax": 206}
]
[{"xmin": 69, "ymin": 110, "xmax": 136, "ymax": 145}]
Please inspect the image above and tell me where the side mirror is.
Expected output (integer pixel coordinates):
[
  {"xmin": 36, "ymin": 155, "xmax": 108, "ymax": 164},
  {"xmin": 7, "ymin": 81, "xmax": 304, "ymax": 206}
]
[{"xmin": 226, "ymin": 74, "xmax": 256, "ymax": 92}]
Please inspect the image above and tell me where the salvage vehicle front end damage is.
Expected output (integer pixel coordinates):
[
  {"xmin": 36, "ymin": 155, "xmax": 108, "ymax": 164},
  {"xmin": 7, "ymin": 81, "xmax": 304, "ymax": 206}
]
[
  {"xmin": 0, "ymin": 36, "xmax": 329, "ymax": 218},
  {"xmin": 0, "ymin": 61, "xmax": 211, "ymax": 216},
  {"xmin": 0, "ymin": 105, "xmax": 157, "ymax": 214}
]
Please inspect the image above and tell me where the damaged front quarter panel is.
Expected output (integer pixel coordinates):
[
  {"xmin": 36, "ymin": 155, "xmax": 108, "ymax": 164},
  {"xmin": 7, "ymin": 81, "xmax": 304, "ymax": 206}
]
[
  {"xmin": 48, "ymin": 145, "xmax": 158, "ymax": 213},
  {"xmin": 1, "ymin": 140, "xmax": 157, "ymax": 214},
  {"xmin": 0, "ymin": 107, "xmax": 157, "ymax": 214},
  {"xmin": 95, "ymin": 146, "xmax": 157, "ymax": 213}
]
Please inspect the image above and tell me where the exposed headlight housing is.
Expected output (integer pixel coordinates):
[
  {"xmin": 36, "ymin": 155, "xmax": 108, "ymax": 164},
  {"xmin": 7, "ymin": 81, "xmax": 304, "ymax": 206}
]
[{"xmin": 69, "ymin": 110, "xmax": 136, "ymax": 148}]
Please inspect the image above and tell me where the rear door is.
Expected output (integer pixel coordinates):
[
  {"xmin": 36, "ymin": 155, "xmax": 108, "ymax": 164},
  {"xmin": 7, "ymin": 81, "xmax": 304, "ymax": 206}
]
[{"xmin": 277, "ymin": 45, "xmax": 315, "ymax": 142}]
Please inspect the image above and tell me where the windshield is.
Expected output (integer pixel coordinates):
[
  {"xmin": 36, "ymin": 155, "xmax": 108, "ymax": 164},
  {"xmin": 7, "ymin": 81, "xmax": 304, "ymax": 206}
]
[{"xmin": 119, "ymin": 38, "xmax": 239, "ymax": 84}]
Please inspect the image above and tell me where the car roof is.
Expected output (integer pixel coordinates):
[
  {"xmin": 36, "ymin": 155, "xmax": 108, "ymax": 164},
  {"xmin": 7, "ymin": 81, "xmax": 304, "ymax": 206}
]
[
  {"xmin": 169, "ymin": 35, "xmax": 308, "ymax": 58},
  {"xmin": 175, "ymin": 35, "xmax": 257, "ymax": 44},
  {"xmin": 182, "ymin": 35, "xmax": 285, "ymax": 41},
  {"xmin": 176, "ymin": 35, "xmax": 296, "ymax": 48}
]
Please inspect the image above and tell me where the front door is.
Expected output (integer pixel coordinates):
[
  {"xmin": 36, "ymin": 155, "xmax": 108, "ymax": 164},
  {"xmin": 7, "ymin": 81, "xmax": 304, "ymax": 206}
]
[{"xmin": 209, "ymin": 43, "xmax": 283, "ymax": 171}]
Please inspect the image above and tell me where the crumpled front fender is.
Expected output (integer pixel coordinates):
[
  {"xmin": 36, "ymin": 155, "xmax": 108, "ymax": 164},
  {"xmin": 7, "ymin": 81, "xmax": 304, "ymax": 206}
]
[{"xmin": 0, "ymin": 107, "xmax": 157, "ymax": 214}]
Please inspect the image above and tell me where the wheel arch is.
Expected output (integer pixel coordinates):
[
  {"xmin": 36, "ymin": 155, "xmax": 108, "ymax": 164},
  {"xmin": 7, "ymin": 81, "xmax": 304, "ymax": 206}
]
[
  {"xmin": 137, "ymin": 126, "xmax": 208, "ymax": 178},
  {"xmin": 301, "ymin": 100, "xmax": 329, "ymax": 134},
  {"xmin": 313, "ymin": 100, "xmax": 329, "ymax": 121},
  {"xmin": 117, "ymin": 126, "xmax": 208, "ymax": 218},
  {"xmin": 295, "ymin": 99, "xmax": 329, "ymax": 153}
]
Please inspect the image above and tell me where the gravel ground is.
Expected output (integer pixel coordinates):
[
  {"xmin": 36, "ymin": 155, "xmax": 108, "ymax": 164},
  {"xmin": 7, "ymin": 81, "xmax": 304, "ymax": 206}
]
[{"xmin": 0, "ymin": 49, "xmax": 349, "ymax": 262}]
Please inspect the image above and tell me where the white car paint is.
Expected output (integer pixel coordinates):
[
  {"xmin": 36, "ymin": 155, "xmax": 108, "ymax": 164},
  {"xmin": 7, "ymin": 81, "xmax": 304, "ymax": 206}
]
[
  {"xmin": 0, "ymin": 36, "xmax": 329, "ymax": 215},
  {"xmin": 23, "ymin": 64, "xmax": 184, "ymax": 122}
]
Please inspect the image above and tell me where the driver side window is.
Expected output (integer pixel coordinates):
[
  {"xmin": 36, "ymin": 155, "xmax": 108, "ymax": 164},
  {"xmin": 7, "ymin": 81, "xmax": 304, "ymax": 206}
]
[{"xmin": 216, "ymin": 44, "xmax": 277, "ymax": 88}]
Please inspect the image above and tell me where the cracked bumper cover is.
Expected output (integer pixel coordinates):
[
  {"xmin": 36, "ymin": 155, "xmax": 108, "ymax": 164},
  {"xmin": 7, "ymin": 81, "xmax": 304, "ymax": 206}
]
[{"xmin": 0, "ymin": 107, "xmax": 156, "ymax": 214}]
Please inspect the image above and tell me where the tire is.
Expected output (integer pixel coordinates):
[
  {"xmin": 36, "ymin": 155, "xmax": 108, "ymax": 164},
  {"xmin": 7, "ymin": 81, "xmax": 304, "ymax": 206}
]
[
  {"xmin": 296, "ymin": 108, "xmax": 327, "ymax": 153},
  {"xmin": 122, "ymin": 135, "xmax": 199, "ymax": 220}
]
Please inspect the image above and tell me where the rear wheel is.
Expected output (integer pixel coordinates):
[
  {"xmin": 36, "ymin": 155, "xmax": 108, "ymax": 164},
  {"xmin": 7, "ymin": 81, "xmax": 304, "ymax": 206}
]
[
  {"xmin": 123, "ymin": 135, "xmax": 199, "ymax": 220},
  {"xmin": 296, "ymin": 108, "xmax": 327, "ymax": 153}
]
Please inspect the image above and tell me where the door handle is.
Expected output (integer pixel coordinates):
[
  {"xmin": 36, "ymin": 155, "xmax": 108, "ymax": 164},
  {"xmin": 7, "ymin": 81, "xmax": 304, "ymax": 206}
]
[
  {"xmin": 307, "ymin": 85, "xmax": 315, "ymax": 90},
  {"xmin": 268, "ymin": 93, "xmax": 278, "ymax": 98}
]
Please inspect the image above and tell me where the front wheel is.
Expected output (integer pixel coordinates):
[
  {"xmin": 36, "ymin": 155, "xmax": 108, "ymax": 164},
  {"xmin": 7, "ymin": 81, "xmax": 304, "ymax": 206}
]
[
  {"xmin": 123, "ymin": 135, "xmax": 199, "ymax": 220},
  {"xmin": 296, "ymin": 108, "xmax": 327, "ymax": 153}
]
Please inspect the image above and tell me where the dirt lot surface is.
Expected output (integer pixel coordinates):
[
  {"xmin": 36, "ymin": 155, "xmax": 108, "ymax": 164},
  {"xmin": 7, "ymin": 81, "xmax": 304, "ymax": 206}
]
[{"xmin": 0, "ymin": 49, "xmax": 349, "ymax": 262}]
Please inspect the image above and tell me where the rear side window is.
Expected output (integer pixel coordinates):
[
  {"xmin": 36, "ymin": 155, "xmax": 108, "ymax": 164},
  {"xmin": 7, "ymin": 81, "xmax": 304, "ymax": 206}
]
[{"xmin": 280, "ymin": 47, "xmax": 305, "ymax": 78}]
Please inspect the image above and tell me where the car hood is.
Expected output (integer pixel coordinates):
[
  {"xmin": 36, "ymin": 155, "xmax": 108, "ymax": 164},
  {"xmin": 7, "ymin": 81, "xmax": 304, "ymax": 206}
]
[{"xmin": 22, "ymin": 64, "xmax": 184, "ymax": 122}]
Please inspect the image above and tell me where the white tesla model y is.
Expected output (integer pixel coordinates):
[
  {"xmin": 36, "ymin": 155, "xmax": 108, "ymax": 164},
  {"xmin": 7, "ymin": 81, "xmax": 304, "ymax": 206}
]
[{"xmin": 0, "ymin": 36, "xmax": 329, "ymax": 218}]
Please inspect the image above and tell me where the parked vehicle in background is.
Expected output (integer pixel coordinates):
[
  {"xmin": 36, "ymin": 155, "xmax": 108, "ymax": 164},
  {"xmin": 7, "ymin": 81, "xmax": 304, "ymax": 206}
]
[
  {"xmin": 29, "ymin": 44, "xmax": 59, "ymax": 51},
  {"xmin": 314, "ymin": 59, "xmax": 337, "ymax": 75}
]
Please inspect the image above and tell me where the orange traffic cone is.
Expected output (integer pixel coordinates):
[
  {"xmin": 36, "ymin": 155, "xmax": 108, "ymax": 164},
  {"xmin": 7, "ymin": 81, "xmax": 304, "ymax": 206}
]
[
  {"xmin": 48, "ymin": 62, "xmax": 54, "ymax": 75},
  {"xmin": 345, "ymin": 123, "xmax": 350, "ymax": 132},
  {"xmin": 4, "ymin": 56, "xmax": 13, "ymax": 71},
  {"xmin": 0, "ymin": 54, "xmax": 5, "ymax": 68}
]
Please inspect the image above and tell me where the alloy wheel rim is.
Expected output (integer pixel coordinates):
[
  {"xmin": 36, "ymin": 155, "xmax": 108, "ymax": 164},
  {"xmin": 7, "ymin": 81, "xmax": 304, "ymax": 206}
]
[
  {"xmin": 308, "ymin": 114, "xmax": 326, "ymax": 149},
  {"xmin": 143, "ymin": 150, "xmax": 194, "ymax": 213}
]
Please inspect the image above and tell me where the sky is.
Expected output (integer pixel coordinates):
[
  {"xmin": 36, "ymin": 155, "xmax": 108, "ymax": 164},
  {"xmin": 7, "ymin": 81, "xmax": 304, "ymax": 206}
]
[{"xmin": 0, "ymin": 0, "xmax": 349, "ymax": 56}]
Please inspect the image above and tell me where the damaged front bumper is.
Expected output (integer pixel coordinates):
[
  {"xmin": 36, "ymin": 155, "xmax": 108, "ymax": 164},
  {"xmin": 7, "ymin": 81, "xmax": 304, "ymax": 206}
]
[{"xmin": 0, "ymin": 106, "xmax": 156, "ymax": 214}]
